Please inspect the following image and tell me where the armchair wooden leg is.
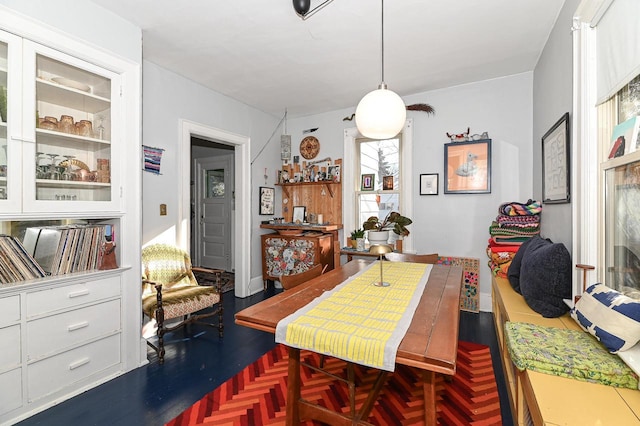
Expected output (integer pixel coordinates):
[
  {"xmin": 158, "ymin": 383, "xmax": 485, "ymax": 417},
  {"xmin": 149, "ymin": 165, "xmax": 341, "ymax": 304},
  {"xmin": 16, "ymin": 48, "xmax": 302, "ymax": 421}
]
[{"xmin": 154, "ymin": 283, "xmax": 166, "ymax": 364}]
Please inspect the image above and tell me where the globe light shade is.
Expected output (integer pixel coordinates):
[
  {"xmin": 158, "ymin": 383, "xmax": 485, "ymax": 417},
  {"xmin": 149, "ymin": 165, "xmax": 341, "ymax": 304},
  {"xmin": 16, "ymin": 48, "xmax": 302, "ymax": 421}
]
[{"xmin": 355, "ymin": 86, "xmax": 406, "ymax": 139}]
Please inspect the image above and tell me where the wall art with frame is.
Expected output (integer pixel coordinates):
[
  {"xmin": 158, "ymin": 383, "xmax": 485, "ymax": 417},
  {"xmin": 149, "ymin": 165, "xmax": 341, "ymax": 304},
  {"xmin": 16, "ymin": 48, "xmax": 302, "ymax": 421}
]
[
  {"xmin": 444, "ymin": 139, "xmax": 491, "ymax": 194},
  {"xmin": 361, "ymin": 173, "xmax": 375, "ymax": 191},
  {"xmin": 420, "ymin": 173, "xmax": 439, "ymax": 195},
  {"xmin": 259, "ymin": 186, "xmax": 275, "ymax": 215},
  {"xmin": 292, "ymin": 206, "xmax": 306, "ymax": 223},
  {"xmin": 542, "ymin": 112, "xmax": 570, "ymax": 204}
]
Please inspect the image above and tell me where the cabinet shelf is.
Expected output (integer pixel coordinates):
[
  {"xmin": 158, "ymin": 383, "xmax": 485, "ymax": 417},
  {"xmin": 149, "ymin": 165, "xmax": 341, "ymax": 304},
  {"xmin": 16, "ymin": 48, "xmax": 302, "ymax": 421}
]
[
  {"xmin": 36, "ymin": 78, "xmax": 110, "ymax": 114},
  {"xmin": 36, "ymin": 128, "xmax": 110, "ymax": 149},
  {"xmin": 277, "ymin": 181, "xmax": 338, "ymax": 198},
  {"xmin": 35, "ymin": 179, "xmax": 110, "ymax": 189}
]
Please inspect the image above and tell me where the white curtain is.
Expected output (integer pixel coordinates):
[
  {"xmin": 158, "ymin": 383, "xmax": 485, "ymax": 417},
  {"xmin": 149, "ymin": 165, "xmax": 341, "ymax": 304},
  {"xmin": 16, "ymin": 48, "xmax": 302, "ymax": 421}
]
[{"xmin": 594, "ymin": 0, "xmax": 640, "ymax": 104}]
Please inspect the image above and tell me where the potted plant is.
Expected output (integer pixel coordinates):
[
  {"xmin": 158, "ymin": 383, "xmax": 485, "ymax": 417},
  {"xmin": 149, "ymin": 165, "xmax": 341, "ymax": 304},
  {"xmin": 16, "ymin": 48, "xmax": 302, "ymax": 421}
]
[
  {"xmin": 350, "ymin": 228, "xmax": 365, "ymax": 249},
  {"xmin": 362, "ymin": 211, "xmax": 412, "ymax": 245}
]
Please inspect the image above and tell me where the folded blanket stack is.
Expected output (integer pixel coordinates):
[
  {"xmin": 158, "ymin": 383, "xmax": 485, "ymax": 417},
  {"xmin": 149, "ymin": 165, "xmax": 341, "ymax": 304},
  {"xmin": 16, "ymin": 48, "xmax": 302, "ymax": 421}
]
[{"xmin": 487, "ymin": 200, "xmax": 542, "ymax": 277}]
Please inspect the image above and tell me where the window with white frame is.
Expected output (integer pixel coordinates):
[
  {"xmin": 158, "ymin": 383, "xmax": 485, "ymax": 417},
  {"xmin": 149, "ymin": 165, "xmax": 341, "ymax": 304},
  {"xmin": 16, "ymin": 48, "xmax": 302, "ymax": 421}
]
[
  {"xmin": 355, "ymin": 137, "xmax": 401, "ymax": 233},
  {"xmin": 601, "ymin": 74, "xmax": 640, "ymax": 300},
  {"xmin": 342, "ymin": 121, "xmax": 413, "ymax": 251}
]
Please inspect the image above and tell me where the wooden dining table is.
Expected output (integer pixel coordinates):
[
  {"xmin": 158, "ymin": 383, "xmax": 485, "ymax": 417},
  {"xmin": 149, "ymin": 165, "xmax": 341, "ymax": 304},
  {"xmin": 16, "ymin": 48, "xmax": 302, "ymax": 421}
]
[{"xmin": 235, "ymin": 259, "xmax": 463, "ymax": 426}]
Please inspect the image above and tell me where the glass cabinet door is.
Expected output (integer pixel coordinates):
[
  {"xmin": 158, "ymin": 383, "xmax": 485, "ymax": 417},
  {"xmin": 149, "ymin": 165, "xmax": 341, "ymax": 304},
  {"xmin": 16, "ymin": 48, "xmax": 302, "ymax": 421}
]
[
  {"xmin": 0, "ymin": 30, "xmax": 22, "ymax": 214},
  {"xmin": 22, "ymin": 41, "xmax": 120, "ymax": 213},
  {"xmin": 0, "ymin": 40, "xmax": 7, "ymax": 201}
]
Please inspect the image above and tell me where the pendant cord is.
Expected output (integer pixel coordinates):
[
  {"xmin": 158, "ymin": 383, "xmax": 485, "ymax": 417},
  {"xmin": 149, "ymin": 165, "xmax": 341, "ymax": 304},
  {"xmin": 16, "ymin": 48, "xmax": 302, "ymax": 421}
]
[{"xmin": 381, "ymin": 0, "xmax": 385, "ymax": 85}]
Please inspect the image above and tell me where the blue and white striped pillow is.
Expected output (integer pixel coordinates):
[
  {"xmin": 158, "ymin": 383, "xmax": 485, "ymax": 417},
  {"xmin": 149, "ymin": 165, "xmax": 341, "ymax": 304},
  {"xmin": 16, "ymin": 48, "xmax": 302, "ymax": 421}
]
[{"xmin": 570, "ymin": 283, "xmax": 640, "ymax": 353}]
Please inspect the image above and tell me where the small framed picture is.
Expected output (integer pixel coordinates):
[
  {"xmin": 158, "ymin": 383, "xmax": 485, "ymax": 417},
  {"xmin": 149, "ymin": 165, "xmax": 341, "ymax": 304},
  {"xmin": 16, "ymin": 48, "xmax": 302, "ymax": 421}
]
[
  {"xmin": 292, "ymin": 206, "xmax": 306, "ymax": 223},
  {"xmin": 383, "ymin": 175, "xmax": 394, "ymax": 190},
  {"xmin": 361, "ymin": 174, "xmax": 375, "ymax": 191},
  {"xmin": 328, "ymin": 164, "xmax": 341, "ymax": 182},
  {"xmin": 420, "ymin": 173, "xmax": 439, "ymax": 195},
  {"xmin": 259, "ymin": 186, "xmax": 275, "ymax": 215}
]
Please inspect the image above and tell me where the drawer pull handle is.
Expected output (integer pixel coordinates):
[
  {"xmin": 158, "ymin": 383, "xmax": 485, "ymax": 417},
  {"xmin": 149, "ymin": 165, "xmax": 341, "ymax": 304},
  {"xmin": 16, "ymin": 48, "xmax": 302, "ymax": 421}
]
[
  {"xmin": 68, "ymin": 321, "xmax": 89, "ymax": 332},
  {"xmin": 68, "ymin": 289, "xmax": 90, "ymax": 298},
  {"xmin": 69, "ymin": 357, "xmax": 90, "ymax": 370}
]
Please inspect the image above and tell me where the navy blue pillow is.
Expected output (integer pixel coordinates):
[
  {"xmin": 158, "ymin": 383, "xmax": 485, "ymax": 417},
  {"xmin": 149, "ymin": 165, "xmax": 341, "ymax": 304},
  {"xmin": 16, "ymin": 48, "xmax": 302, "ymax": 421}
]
[
  {"xmin": 519, "ymin": 236, "xmax": 572, "ymax": 318},
  {"xmin": 507, "ymin": 237, "xmax": 536, "ymax": 294}
]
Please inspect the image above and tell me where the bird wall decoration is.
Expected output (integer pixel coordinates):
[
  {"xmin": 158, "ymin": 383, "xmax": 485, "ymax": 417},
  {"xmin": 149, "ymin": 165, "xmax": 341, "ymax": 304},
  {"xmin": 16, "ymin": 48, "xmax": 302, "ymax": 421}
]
[{"xmin": 343, "ymin": 103, "xmax": 435, "ymax": 121}]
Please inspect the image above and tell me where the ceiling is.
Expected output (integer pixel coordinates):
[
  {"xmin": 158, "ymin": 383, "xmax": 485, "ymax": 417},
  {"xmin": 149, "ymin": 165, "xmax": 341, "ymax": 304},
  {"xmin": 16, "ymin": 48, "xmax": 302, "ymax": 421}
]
[{"xmin": 90, "ymin": 0, "xmax": 565, "ymax": 119}]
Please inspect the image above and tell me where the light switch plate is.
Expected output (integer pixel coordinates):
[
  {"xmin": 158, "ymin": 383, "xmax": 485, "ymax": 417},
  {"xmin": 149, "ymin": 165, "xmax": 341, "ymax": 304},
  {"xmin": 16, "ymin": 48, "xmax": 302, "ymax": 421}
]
[{"xmin": 160, "ymin": 204, "xmax": 167, "ymax": 215}]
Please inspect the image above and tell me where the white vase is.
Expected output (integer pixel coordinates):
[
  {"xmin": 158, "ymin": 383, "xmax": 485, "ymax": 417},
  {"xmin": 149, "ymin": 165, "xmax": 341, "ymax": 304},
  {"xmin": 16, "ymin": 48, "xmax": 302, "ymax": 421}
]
[{"xmin": 367, "ymin": 230, "xmax": 390, "ymax": 246}]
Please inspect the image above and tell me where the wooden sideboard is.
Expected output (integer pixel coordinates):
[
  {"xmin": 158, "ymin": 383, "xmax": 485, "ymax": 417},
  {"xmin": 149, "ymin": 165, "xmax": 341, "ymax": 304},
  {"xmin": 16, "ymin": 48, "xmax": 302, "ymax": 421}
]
[{"xmin": 260, "ymin": 224, "xmax": 342, "ymax": 287}]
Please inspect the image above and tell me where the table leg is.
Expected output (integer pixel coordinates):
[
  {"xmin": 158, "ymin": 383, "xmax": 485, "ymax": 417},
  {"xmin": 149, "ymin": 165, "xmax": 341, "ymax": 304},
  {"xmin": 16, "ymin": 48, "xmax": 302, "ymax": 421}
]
[
  {"xmin": 287, "ymin": 347, "xmax": 301, "ymax": 426},
  {"xmin": 423, "ymin": 370, "xmax": 437, "ymax": 426}
]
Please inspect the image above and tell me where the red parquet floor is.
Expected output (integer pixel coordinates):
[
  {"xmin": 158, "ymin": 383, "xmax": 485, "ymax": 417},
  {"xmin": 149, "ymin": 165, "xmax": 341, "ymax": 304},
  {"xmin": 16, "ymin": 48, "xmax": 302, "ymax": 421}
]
[{"xmin": 166, "ymin": 341, "xmax": 502, "ymax": 426}]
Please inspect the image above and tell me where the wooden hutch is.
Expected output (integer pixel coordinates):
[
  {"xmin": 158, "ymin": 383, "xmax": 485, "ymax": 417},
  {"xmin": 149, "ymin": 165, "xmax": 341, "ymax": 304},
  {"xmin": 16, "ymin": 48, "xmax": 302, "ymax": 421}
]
[{"xmin": 260, "ymin": 159, "xmax": 343, "ymax": 287}]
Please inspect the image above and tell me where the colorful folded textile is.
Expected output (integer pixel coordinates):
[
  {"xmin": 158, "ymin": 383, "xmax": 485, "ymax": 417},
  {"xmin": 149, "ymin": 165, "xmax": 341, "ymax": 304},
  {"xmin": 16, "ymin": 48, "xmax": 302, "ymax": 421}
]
[
  {"xmin": 498, "ymin": 199, "xmax": 542, "ymax": 216},
  {"xmin": 490, "ymin": 236, "xmax": 530, "ymax": 245},
  {"xmin": 487, "ymin": 238, "xmax": 522, "ymax": 253},
  {"xmin": 496, "ymin": 214, "xmax": 540, "ymax": 227},
  {"xmin": 489, "ymin": 221, "xmax": 540, "ymax": 237}
]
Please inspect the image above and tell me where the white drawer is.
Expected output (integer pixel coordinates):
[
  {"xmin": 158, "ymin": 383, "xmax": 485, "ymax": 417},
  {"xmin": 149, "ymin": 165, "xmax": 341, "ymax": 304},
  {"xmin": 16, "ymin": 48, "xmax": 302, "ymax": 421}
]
[
  {"xmin": 27, "ymin": 276, "xmax": 121, "ymax": 318},
  {"xmin": 27, "ymin": 333, "xmax": 121, "ymax": 402},
  {"xmin": 0, "ymin": 295, "xmax": 21, "ymax": 327},
  {"xmin": 0, "ymin": 368, "xmax": 23, "ymax": 416},
  {"xmin": 27, "ymin": 299, "xmax": 121, "ymax": 360},
  {"xmin": 0, "ymin": 324, "xmax": 21, "ymax": 371}
]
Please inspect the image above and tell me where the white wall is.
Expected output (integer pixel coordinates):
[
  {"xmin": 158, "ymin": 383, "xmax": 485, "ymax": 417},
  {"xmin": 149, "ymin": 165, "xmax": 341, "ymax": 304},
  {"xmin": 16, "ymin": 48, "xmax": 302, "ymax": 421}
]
[
  {"xmin": 142, "ymin": 61, "xmax": 281, "ymax": 285},
  {"xmin": 0, "ymin": 0, "xmax": 141, "ymax": 63},
  {"xmin": 288, "ymin": 73, "xmax": 534, "ymax": 311},
  {"xmin": 533, "ymin": 0, "xmax": 581, "ymax": 250}
]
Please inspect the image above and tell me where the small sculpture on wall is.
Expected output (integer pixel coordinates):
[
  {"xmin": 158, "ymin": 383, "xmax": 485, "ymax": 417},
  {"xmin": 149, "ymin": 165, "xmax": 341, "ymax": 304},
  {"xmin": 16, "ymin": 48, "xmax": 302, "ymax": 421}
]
[{"xmin": 446, "ymin": 127, "xmax": 470, "ymax": 142}]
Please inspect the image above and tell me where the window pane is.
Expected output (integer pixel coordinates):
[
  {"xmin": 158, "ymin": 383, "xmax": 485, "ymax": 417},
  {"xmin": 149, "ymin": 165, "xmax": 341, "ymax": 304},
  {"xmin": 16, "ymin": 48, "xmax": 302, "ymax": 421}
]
[
  {"xmin": 618, "ymin": 74, "xmax": 640, "ymax": 123},
  {"xmin": 206, "ymin": 168, "xmax": 224, "ymax": 198},
  {"xmin": 357, "ymin": 192, "xmax": 399, "ymax": 227},
  {"xmin": 359, "ymin": 139, "xmax": 399, "ymax": 191},
  {"xmin": 605, "ymin": 161, "xmax": 640, "ymax": 299}
]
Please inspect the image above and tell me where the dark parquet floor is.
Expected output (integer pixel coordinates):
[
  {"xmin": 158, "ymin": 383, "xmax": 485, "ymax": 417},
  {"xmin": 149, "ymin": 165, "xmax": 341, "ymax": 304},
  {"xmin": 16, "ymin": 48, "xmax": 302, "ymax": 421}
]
[{"xmin": 17, "ymin": 286, "xmax": 513, "ymax": 426}]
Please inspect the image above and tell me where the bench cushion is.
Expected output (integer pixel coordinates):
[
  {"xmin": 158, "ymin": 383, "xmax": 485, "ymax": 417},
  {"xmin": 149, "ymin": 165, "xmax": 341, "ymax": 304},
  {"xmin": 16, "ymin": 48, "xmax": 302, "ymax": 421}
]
[
  {"xmin": 505, "ymin": 321, "xmax": 639, "ymax": 389},
  {"xmin": 142, "ymin": 285, "xmax": 220, "ymax": 320}
]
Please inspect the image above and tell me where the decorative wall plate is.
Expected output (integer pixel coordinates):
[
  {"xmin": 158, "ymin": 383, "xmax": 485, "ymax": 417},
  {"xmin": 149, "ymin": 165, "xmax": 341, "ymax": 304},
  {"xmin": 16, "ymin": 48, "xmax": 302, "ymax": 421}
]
[{"xmin": 300, "ymin": 136, "xmax": 320, "ymax": 159}]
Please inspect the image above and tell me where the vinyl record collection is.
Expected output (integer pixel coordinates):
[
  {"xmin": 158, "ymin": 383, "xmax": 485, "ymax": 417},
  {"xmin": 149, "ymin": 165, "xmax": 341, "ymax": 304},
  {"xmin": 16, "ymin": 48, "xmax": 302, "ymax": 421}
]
[{"xmin": 0, "ymin": 235, "xmax": 46, "ymax": 283}]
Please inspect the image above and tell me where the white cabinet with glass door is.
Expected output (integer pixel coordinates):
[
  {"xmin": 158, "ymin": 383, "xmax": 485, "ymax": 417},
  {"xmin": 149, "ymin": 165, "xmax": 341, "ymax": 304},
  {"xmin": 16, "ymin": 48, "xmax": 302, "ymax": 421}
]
[
  {"xmin": 22, "ymin": 41, "xmax": 120, "ymax": 214},
  {"xmin": 0, "ymin": 33, "xmax": 122, "ymax": 217},
  {"xmin": 0, "ymin": 30, "xmax": 22, "ymax": 214}
]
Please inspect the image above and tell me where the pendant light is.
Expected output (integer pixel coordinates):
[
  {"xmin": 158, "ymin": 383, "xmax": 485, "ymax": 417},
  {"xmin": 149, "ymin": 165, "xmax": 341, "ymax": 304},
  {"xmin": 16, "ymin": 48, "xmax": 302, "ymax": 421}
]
[{"xmin": 355, "ymin": 0, "xmax": 406, "ymax": 139}]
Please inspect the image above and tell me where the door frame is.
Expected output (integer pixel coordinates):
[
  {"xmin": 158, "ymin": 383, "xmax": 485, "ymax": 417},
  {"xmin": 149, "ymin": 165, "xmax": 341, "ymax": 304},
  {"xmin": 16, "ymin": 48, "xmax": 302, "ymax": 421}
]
[{"xmin": 179, "ymin": 119, "xmax": 251, "ymax": 298}]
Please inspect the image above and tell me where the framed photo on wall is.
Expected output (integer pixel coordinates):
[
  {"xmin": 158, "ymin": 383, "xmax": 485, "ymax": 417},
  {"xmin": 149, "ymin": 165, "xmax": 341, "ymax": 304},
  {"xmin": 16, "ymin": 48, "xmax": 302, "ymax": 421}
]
[
  {"xmin": 444, "ymin": 139, "xmax": 491, "ymax": 194},
  {"xmin": 383, "ymin": 175, "xmax": 394, "ymax": 190},
  {"xmin": 420, "ymin": 173, "xmax": 438, "ymax": 195},
  {"xmin": 292, "ymin": 206, "xmax": 306, "ymax": 223},
  {"xmin": 542, "ymin": 112, "xmax": 570, "ymax": 204},
  {"xmin": 361, "ymin": 173, "xmax": 375, "ymax": 191},
  {"xmin": 259, "ymin": 186, "xmax": 275, "ymax": 215}
]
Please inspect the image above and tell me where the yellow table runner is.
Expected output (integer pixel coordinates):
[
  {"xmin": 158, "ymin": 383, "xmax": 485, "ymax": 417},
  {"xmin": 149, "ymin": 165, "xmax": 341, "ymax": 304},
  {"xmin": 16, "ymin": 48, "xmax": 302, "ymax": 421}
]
[{"xmin": 275, "ymin": 261, "xmax": 432, "ymax": 371}]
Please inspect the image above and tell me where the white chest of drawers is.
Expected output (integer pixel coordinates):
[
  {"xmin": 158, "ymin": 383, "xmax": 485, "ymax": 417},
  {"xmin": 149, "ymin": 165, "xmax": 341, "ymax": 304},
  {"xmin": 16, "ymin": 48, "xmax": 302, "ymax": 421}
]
[{"xmin": 0, "ymin": 271, "xmax": 124, "ymax": 425}]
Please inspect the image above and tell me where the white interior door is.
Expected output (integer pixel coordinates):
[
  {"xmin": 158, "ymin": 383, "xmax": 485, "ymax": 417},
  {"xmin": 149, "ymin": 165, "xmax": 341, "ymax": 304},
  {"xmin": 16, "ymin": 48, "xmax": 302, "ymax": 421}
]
[{"xmin": 194, "ymin": 154, "xmax": 233, "ymax": 270}]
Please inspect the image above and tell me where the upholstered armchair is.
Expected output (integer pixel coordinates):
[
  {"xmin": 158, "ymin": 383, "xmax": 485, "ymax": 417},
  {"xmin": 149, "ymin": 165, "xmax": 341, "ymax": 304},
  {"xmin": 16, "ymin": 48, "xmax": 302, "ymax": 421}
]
[{"xmin": 141, "ymin": 244, "xmax": 224, "ymax": 363}]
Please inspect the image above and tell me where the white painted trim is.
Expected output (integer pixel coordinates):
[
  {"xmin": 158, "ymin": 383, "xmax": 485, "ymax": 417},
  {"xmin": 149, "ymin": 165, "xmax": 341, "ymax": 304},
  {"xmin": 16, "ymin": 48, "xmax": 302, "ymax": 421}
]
[
  {"xmin": 180, "ymin": 120, "xmax": 252, "ymax": 298},
  {"xmin": 571, "ymin": 19, "xmax": 599, "ymax": 304},
  {"xmin": 342, "ymin": 119, "xmax": 414, "ymax": 252}
]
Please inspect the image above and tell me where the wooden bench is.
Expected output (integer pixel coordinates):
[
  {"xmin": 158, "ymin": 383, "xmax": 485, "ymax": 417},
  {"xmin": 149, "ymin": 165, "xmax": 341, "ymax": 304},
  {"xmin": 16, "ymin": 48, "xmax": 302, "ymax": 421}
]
[{"xmin": 492, "ymin": 275, "xmax": 640, "ymax": 425}]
